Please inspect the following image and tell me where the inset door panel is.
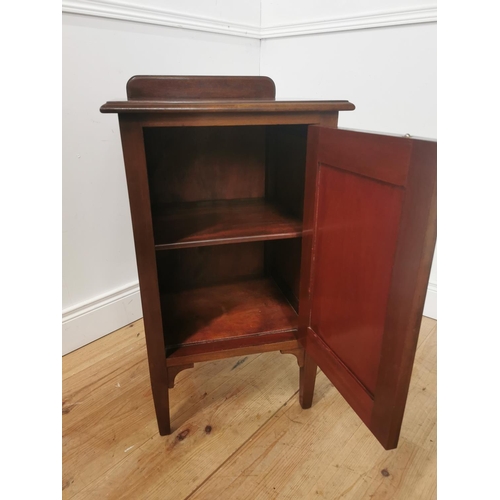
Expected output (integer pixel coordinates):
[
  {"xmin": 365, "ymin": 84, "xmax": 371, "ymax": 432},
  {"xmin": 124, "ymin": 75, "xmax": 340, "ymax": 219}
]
[
  {"xmin": 310, "ymin": 166, "xmax": 404, "ymax": 394},
  {"xmin": 300, "ymin": 127, "xmax": 436, "ymax": 449}
]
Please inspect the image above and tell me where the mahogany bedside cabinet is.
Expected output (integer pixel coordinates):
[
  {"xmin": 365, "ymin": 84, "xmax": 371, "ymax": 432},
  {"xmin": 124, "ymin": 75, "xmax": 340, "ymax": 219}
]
[{"xmin": 100, "ymin": 76, "xmax": 436, "ymax": 450}]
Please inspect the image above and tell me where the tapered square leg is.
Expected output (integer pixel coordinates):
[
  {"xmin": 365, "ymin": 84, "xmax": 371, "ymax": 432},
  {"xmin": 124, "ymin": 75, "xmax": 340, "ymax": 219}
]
[
  {"xmin": 152, "ymin": 387, "xmax": 171, "ymax": 436},
  {"xmin": 299, "ymin": 352, "xmax": 317, "ymax": 409}
]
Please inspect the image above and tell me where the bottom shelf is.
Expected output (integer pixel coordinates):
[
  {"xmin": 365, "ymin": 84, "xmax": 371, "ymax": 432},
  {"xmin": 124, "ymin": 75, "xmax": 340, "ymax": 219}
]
[{"xmin": 161, "ymin": 277, "xmax": 298, "ymax": 354}]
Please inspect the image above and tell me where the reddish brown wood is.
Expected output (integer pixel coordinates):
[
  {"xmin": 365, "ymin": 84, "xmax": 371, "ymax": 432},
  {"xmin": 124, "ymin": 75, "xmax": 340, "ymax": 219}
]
[
  {"xmin": 311, "ymin": 164, "xmax": 404, "ymax": 394},
  {"xmin": 167, "ymin": 364, "xmax": 194, "ymax": 389},
  {"xmin": 106, "ymin": 76, "xmax": 350, "ymax": 437},
  {"xmin": 166, "ymin": 331, "xmax": 300, "ymax": 366},
  {"xmin": 297, "ymin": 126, "xmax": 320, "ymax": 343},
  {"xmin": 118, "ymin": 115, "xmax": 171, "ymax": 436},
  {"xmin": 144, "ymin": 126, "xmax": 266, "ymax": 204},
  {"xmin": 302, "ymin": 328, "xmax": 374, "ymax": 425},
  {"xmin": 127, "ymin": 111, "xmax": 340, "ymax": 128},
  {"xmin": 156, "ymin": 242, "xmax": 265, "ymax": 293},
  {"xmin": 299, "ymin": 352, "xmax": 317, "ymax": 409},
  {"xmin": 299, "ymin": 126, "xmax": 436, "ymax": 449},
  {"xmin": 126, "ymin": 75, "xmax": 276, "ymax": 101},
  {"xmin": 100, "ymin": 100, "xmax": 355, "ymax": 114},
  {"xmin": 266, "ymin": 125, "xmax": 308, "ymax": 219},
  {"xmin": 152, "ymin": 199, "xmax": 302, "ymax": 250},
  {"xmin": 265, "ymin": 238, "xmax": 302, "ymax": 312},
  {"xmin": 370, "ymin": 139, "xmax": 437, "ymax": 449},
  {"xmin": 316, "ymin": 128, "xmax": 412, "ymax": 187},
  {"xmin": 105, "ymin": 77, "xmax": 436, "ymax": 447},
  {"xmin": 161, "ymin": 277, "xmax": 298, "ymax": 348}
]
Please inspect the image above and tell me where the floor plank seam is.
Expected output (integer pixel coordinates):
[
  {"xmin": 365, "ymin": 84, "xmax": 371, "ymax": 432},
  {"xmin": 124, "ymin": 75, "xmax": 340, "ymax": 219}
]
[
  {"xmin": 181, "ymin": 389, "xmax": 300, "ymax": 500},
  {"xmin": 63, "ymin": 318, "xmax": 436, "ymax": 499},
  {"xmin": 64, "ymin": 427, "xmax": 160, "ymax": 500},
  {"xmin": 63, "ymin": 357, "xmax": 146, "ymax": 400},
  {"xmin": 169, "ymin": 354, "xmax": 264, "ymax": 432}
]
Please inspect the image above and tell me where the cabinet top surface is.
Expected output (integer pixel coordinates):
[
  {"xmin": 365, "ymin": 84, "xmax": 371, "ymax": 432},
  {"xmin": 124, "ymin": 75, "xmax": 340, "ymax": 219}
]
[{"xmin": 100, "ymin": 99, "xmax": 355, "ymax": 114}]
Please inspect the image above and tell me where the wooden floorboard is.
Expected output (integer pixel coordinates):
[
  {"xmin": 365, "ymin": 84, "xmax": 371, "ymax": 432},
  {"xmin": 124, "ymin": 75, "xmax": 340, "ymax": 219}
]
[{"xmin": 62, "ymin": 317, "xmax": 437, "ymax": 499}]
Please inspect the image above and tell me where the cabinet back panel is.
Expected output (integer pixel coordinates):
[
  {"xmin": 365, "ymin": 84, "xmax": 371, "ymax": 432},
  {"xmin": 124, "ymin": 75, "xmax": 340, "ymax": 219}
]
[
  {"xmin": 266, "ymin": 125, "xmax": 308, "ymax": 219},
  {"xmin": 144, "ymin": 126, "xmax": 266, "ymax": 204},
  {"xmin": 156, "ymin": 242, "xmax": 265, "ymax": 294}
]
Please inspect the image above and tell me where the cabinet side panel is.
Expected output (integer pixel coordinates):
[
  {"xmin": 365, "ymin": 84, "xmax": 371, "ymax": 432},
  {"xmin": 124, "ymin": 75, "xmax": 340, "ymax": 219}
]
[
  {"xmin": 298, "ymin": 126, "xmax": 321, "ymax": 342},
  {"xmin": 265, "ymin": 238, "xmax": 302, "ymax": 313},
  {"xmin": 144, "ymin": 126, "xmax": 266, "ymax": 204},
  {"xmin": 266, "ymin": 125, "xmax": 308, "ymax": 219},
  {"xmin": 264, "ymin": 125, "xmax": 308, "ymax": 313},
  {"xmin": 118, "ymin": 115, "xmax": 170, "ymax": 435}
]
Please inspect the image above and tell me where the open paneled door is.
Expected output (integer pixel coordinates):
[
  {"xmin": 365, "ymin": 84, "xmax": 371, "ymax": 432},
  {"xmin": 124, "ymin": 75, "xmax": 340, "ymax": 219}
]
[{"xmin": 299, "ymin": 127, "xmax": 436, "ymax": 450}]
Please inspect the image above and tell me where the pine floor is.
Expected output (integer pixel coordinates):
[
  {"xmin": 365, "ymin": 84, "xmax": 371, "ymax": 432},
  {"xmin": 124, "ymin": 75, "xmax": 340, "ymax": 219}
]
[{"xmin": 62, "ymin": 317, "xmax": 437, "ymax": 500}]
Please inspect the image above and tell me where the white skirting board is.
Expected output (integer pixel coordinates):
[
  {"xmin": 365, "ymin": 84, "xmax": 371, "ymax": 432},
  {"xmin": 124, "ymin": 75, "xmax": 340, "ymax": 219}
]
[
  {"xmin": 423, "ymin": 282, "xmax": 437, "ymax": 320},
  {"xmin": 62, "ymin": 282, "xmax": 142, "ymax": 355},
  {"xmin": 62, "ymin": 280, "xmax": 437, "ymax": 355}
]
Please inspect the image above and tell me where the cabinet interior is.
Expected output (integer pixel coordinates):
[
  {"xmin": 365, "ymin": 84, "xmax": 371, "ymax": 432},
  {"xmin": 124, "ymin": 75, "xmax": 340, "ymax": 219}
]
[{"xmin": 143, "ymin": 124, "xmax": 308, "ymax": 352}]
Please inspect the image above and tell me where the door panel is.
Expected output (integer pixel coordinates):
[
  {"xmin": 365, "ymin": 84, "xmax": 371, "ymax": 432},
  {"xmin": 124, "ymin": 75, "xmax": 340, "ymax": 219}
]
[
  {"xmin": 311, "ymin": 167, "xmax": 404, "ymax": 394},
  {"xmin": 299, "ymin": 127, "xmax": 436, "ymax": 450}
]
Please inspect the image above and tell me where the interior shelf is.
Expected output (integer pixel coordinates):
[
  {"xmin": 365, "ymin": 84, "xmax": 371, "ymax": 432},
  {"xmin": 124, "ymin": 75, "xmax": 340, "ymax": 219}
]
[
  {"xmin": 152, "ymin": 198, "xmax": 302, "ymax": 250},
  {"xmin": 161, "ymin": 277, "xmax": 298, "ymax": 350}
]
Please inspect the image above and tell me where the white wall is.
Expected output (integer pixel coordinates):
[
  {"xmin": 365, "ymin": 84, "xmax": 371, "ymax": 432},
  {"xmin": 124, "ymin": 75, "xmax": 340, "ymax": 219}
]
[
  {"xmin": 135, "ymin": 0, "xmax": 261, "ymax": 26},
  {"xmin": 62, "ymin": 12, "xmax": 260, "ymax": 354},
  {"xmin": 261, "ymin": 0, "xmax": 435, "ymax": 28},
  {"xmin": 261, "ymin": 23, "xmax": 436, "ymax": 136},
  {"xmin": 62, "ymin": 0, "xmax": 262, "ymax": 37},
  {"xmin": 260, "ymin": 21, "xmax": 437, "ymax": 318},
  {"xmin": 63, "ymin": 1, "xmax": 437, "ymax": 354},
  {"xmin": 260, "ymin": 0, "xmax": 436, "ymax": 37}
]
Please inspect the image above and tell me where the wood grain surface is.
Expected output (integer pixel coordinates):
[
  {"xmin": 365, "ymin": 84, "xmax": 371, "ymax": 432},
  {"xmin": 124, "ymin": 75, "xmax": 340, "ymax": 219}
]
[
  {"xmin": 298, "ymin": 127, "xmax": 436, "ymax": 450},
  {"xmin": 100, "ymin": 100, "xmax": 355, "ymax": 114},
  {"xmin": 126, "ymin": 75, "xmax": 276, "ymax": 101},
  {"xmin": 62, "ymin": 316, "xmax": 437, "ymax": 500},
  {"xmin": 152, "ymin": 199, "xmax": 302, "ymax": 250},
  {"xmin": 161, "ymin": 277, "xmax": 298, "ymax": 347}
]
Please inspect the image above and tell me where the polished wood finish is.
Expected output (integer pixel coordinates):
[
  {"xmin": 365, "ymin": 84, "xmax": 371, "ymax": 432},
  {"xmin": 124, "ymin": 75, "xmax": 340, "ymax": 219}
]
[
  {"xmin": 161, "ymin": 277, "xmax": 298, "ymax": 348},
  {"xmin": 167, "ymin": 363, "xmax": 194, "ymax": 389},
  {"xmin": 126, "ymin": 75, "xmax": 276, "ymax": 101},
  {"xmin": 299, "ymin": 127, "xmax": 437, "ymax": 450},
  {"xmin": 156, "ymin": 242, "xmax": 265, "ymax": 293},
  {"xmin": 144, "ymin": 126, "xmax": 266, "ymax": 204},
  {"xmin": 62, "ymin": 317, "xmax": 437, "ymax": 499},
  {"xmin": 265, "ymin": 238, "xmax": 302, "ymax": 312},
  {"xmin": 299, "ymin": 352, "xmax": 318, "ymax": 409},
  {"xmin": 166, "ymin": 330, "xmax": 300, "ymax": 366},
  {"xmin": 102, "ymin": 76, "xmax": 436, "ymax": 448},
  {"xmin": 118, "ymin": 115, "xmax": 171, "ymax": 436},
  {"xmin": 316, "ymin": 128, "xmax": 413, "ymax": 187},
  {"xmin": 263, "ymin": 125, "xmax": 308, "ymax": 312},
  {"xmin": 152, "ymin": 199, "xmax": 302, "ymax": 250},
  {"xmin": 127, "ymin": 111, "xmax": 340, "ymax": 128},
  {"xmin": 312, "ymin": 162, "xmax": 404, "ymax": 394},
  {"xmin": 370, "ymin": 138, "xmax": 437, "ymax": 449},
  {"xmin": 100, "ymin": 100, "xmax": 355, "ymax": 114},
  {"xmin": 266, "ymin": 124, "xmax": 308, "ymax": 218}
]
